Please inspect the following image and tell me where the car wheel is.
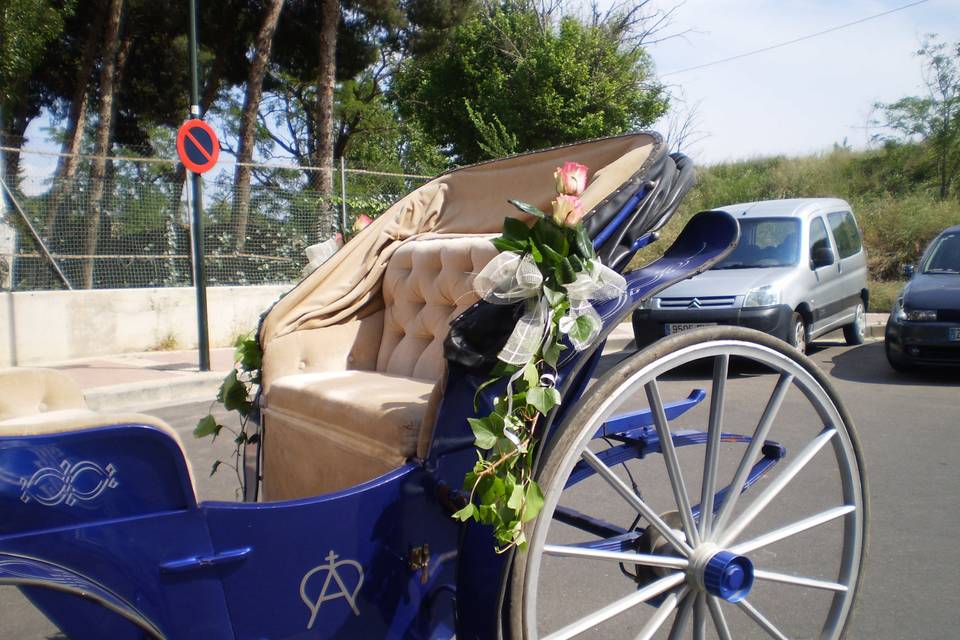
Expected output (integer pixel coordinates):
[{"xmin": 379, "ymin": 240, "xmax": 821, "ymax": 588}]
[
  {"xmin": 788, "ymin": 311, "xmax": 807, "ymax": 353},
  {"xmin": 843, "ymin": 302, "xmax": 866, "ymax": 346},
  {"xmin": 885, "ymin": 340, "xmax": 914, "ymax": 373}
]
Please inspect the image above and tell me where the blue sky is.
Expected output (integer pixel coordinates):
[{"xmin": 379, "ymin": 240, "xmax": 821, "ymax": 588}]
[
  {"xmin": 14, "ymin": 0, "xmax": 960, "ymax": 190},
  {"xmin": 644, "ymin": 0, "xmax": 959, "ymax": 163}
]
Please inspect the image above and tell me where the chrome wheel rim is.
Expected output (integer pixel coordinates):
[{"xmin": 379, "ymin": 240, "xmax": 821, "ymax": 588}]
[{"xmin": 520, "ymin": 337, "xmax": 865, "ymax": 639}]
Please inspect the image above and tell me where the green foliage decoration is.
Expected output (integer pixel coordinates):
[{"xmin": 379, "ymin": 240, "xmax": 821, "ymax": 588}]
[
  {"xmin": 194, "ymin": 334, "xmax": 262, "ymax": 487},
  {"xmin": 453, "ymin": 201, "xmax": 602, "ymax": 551}
]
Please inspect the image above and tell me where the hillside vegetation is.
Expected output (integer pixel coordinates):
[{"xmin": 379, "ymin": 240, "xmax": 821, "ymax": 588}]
[{"xmin": 633, "ymin": 143, "xmax": 960, "ymax": 309}]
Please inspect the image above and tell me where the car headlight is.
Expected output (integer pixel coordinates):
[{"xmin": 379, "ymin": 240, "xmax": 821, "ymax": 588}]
[
  {"xmin": 743, "ymin": 285, "xmax": 780, "ymax": 308},
  {"xmin": 894, "ymin": 298, "xmax": 907, "ymax": 321},
  {"xmin": 904, "ymin": 308, "xmax": 938, "ymax": 321}
]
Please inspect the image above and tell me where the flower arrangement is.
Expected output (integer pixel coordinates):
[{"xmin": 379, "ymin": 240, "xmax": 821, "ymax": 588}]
[{"xmin": 453, "ymin": 162, "xmax": 625, "ymax": 550}]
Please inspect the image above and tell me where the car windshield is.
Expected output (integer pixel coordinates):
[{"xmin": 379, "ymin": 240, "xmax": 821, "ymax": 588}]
[
  {"xmin": 712, "ymin": 218, "xmax": 800, "ymax": 269},
  {"xmin": 922, "ymin": 232, "xmax": 960, "ymax": 274}
]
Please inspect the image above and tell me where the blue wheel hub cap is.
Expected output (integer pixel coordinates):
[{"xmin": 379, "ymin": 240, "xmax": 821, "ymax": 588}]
[{"xmin": 703, "ymin": 550, "xmax": 754, "ymax": 602}]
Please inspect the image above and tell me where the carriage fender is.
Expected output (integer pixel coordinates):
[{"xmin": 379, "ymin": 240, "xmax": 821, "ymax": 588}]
[{"xmin": 0, "ymin": 552, "xmax": 165, "ymax": 638}]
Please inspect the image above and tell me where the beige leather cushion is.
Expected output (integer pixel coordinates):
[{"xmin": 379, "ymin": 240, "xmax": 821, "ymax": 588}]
[
  {"xmin": 0, "ymin": 368, "xmax": 197, "ymax": 495},
  {"xmin": 378, "ymin": 236, "xmax": 498, "ymax": 380},
  {"xmin": 0, "ymin": 368, "xmax": 86, "ymax": 421},
  {"xmin": 263, "ymin": 370, "xmax": 435, "ymax": 499}
]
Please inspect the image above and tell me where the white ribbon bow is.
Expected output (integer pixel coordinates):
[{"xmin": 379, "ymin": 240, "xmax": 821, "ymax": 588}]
[{"xmin": 473, "ymin": 251, "xmax": 627, "ymax": 365}]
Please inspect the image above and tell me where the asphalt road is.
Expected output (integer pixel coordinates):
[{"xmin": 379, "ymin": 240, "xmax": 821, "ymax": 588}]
[{"xmin": 3, "ymin": 335, "xmax": 959, "ymax": 639}]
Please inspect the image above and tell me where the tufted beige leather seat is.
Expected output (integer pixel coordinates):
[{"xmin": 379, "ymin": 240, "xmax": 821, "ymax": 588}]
[
  {"xmin": 262, "ymin": 236, "xmax": 498, "ymax": 499},
  {"xmin": 0, "ymin": 368, "xmax": 197, "ymax": 494}
]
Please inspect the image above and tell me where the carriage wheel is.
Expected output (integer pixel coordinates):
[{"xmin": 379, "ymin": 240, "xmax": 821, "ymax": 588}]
[{"xmin": 509, "ymin": 326, "xmax": 868, "ymax": 639}]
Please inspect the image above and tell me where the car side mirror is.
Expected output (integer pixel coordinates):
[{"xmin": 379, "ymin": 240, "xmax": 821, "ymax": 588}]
[
  {"xmin": 811, "ymin": 247, "xmax": 835, "ymax": 269},
  {"xmin": 902, "ymin": 264, "xmax": 915, "ymax": 279}
]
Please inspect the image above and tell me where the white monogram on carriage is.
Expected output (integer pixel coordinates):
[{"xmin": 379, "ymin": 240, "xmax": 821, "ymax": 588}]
[{"xmin": 299, "ymin": 550, "xmax": 364, "ymax": 629}]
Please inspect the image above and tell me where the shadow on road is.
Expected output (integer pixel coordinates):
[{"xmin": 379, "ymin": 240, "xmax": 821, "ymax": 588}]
[{"xmin": 827, "ymin": 341, "xmax": 960, "ymax": 386}]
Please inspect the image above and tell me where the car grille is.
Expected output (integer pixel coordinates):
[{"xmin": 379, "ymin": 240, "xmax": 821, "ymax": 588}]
[
  {"xmin": 658, "ymin": 295, "xmax": 737, "ymax": 309},
  {"xmin": 910, "ymin": 345, "xmax": 960, "ymax": 362},
  {"xmin": 937, "ymin": 309, "xmax": 960, "ymax": 322}
]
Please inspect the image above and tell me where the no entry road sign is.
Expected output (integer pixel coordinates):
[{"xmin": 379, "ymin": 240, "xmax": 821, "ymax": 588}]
[{"xmin": 176, "ymin": 119, "xmax": 220, "ymax": 174}]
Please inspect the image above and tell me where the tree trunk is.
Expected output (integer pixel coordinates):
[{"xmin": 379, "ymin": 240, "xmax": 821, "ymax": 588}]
[
  {"xmin": 81, "ymin": 0, "xmax": 124, "ymax": 289},
  {"xmin": 312, "ymin": 0, "xmax": 339, "ymax": 241},
  {"xmin": 45, "ymin": 3, "xmax": 106, "ymax": 239},
  {"xmin": 231, "ymin": 0, "xmax": 284, "ymax": 251}
]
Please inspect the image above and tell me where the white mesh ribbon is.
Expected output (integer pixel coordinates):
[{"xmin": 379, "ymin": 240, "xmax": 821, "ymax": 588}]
[
  {"xmin": 560, "ymin": 259, "xmax": 627, "ymax": 351},
  {"xmin": 473, "ymin": 251, "xmax": 627, "ymax": 365},
  {"xmin": 473, "ymin": 252, "xmax": 543, "ymax": 302}
]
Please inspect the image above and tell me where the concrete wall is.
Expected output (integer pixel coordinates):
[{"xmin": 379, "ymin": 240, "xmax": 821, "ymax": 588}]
[{"xmin": 0, "ymin": 284, "xmax": 289, "ymax": 366}]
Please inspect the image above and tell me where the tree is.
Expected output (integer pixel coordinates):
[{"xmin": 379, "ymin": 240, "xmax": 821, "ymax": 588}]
[
  {"xmin": 0, "ymin": 0, "xmax": 76, "ymax": 194},
  {"xmin": 81, "ymin": 0, "xmax": 124, "ymax": 288},
  {"xmin": 392, "ymin": 2, "xmax": 670, "ymax": 164},
  {"xmin": 232, "ymin": 0, "xmax": 285, "ymax": 251},
  {"xmin": 875, "ymin": 36, "xmax": 960, "ymax": 200}
]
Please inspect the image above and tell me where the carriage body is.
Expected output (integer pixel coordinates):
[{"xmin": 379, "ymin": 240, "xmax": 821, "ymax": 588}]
[{"xmin": 0, "ymin": 134, "xmax": 866, "ymax": 639}]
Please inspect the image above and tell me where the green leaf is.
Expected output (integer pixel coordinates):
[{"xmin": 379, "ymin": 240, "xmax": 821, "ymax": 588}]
[
  {"xmin": 453, "ymin": 503, "xmax": 476, "ymax": 522},
  {"xmin": 508, "ymin": 199, "xmax": 547, "ymax": 219},
  {"xmin": 542, "ymin": 285, "xmax": 564, "ymax": 306},
  {"xmin": 522, "ymin": 361, "xmax": 539, "ymax": 388},
  {"xmin": 522, "ymin": 482, "xmax": 545, "ymax": 522},
  {"xmin": 502, "ymin": 216, "xmax": 532, "ymax": 242},
  {"xmin": 507, "ymin": 483, "xmax": 525, "ymax": 511},
  {"xmin": 527, "ymin": 386, "xmax": 561, "ymax": 415},
  {"xmin": 532, "ymin": 218, "xmax": 569, "ymax": 256},
  {"xmin": 569, "ymin": 313, "xmax": 599, "ymax": 345},
  {"xmin": 491, "ymin": 236, "xmax": 527, "ymax": 253},
  {"xmin": 468, "ymin": 417, "xmax": 499, "ymax": 450},
  {"xmin": 558, "ymin": 258, "xmax": 577, "ymax": 284},
  {"xmin": 218, "ymin": 369, "xmax": 251, "ymax": 416},
  {"xmin": 210, "ymin": 460, "xmax": 222, "ymax": 477},
  {"xmin": 573, "ymin": 224, "xmax": 595, "ymax": 259},
  {"xmin": 543, "ymin": 341, "xmax": 562, "ymax": 369},
  {"xmin": 234, "ymin": 336, "xmax": 262, "ymax": 371},
  {"xmin": 194, "ymin": 414, "xmax": 219, "ymax": 438}
]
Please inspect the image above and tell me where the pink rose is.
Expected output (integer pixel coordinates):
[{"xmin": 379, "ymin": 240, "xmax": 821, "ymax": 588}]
[
  {"xmin": 554, "ymin": 161, "xmax": 588, "ymax": 196},
  {"xmin": 551, "ymin": 194, "xmax": 584, "ymax": 226},
  {"xmin": 352, "ymin": 214, "xmax": 374, "ymax": 233}
]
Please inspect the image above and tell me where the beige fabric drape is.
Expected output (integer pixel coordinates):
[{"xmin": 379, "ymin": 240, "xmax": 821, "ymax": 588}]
[{"xmin": 259, "ymin": 133, "xmax": 659, "ymax": 355}]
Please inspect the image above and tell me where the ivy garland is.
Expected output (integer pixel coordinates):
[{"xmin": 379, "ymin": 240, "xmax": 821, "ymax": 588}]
[{"xmin": 453, "ymin": 163, "xmax": 616, "ymax": 551}]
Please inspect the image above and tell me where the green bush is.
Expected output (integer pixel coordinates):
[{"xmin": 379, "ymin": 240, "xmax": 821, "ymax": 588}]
[{"xmin": 629, "ymin": 145, "xmax": 960, "ymax": 282}]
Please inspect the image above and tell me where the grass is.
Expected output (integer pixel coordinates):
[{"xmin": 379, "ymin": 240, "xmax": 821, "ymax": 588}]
[
  {"xmin": 149, "ymin": 333, "xmax": 179, "ymax": 351},
  {"xmin": 869, "ymin": 279, "xmax": 904, "ymax": 314},
  {"xmin": 629, "ymin": 145, "xmax": 960, "ymax": 279}
]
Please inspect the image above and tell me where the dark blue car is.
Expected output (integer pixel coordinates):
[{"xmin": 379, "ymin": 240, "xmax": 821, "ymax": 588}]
[{"xmin": 885, "ymin": 224, "xmax": 960, "ymax": 370}]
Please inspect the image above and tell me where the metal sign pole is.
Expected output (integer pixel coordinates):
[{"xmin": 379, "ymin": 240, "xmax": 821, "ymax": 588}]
[{"xmin": 188, "ymin": 0, "xmax": 210, "ymax": 371}]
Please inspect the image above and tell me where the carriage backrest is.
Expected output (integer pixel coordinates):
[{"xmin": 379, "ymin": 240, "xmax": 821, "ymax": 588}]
[{"xmin": 378, "ymin": 237, "xmax": 499, "ymax": 380}]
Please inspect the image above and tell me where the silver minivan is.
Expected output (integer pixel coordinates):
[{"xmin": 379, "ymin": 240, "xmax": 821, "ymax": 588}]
[{"xmin": 632, "ymin": 198, "xmax": 869, "ymax": 352}]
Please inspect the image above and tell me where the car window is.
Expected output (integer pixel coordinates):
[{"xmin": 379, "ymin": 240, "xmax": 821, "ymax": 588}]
[
  {"xmin": 712, "ymin": 218, "xmax": 800, "ymax": 269},
  {"xmin": 809, "ymin": 216, "xmax": 832, "ymax": 264},
  {"xmin": 827, "ymin": 211, "xmax": 862, "ymax": 259},
  {"xmin": 921, "ymin": 232, "xmax": 960, "ymax": 274}
]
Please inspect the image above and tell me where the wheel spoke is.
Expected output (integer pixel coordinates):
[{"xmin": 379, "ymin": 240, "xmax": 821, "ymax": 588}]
[
  {"xmin": 667, "ymin": 590, "xmax": 694, "ymax": 640},
  {"xmin": 699, "ymin": 354, "xmax": 728, "ymax": 539},
  {"xmin": 635, "ymin": 586, "xmax": 689, "ymax": 640},
  {"xmin": 646, "ymin": 380, "xmax": 701, "ymax": 546},
  {"xmin": 693, "ymin": 593, "xmax": 707, "ymax": 640},
  {"xmin": 543, "ymin": 544, "xmax": 688, "ymax": 570},
  {"xmin": 581, "ymin": 449, "xmax": 693, "ymax": 556},
  {"xmin": 543, "ymin": 573, "xmax": 686, "ymax": 640},
  {"xmin": 707, "ymin": 595, "xmax": 732, "ymax": 640},
  {"xmin": 738, "ymin": 598, "xmax": 791, "ymax": 640},
  {"xmin": 753, "ymin": 568, "xmax": 848, "ymax": 592},
  {"xmin": 731, "ymin": 505, "xmax": 856, "ymax": 555},
  {"xmin": 717, "ymin": 428, "xmax": 836, "ymax": 547},
  {"xmin": 712, "ymin": 373, "xmax": 793, "ymax": 538}
]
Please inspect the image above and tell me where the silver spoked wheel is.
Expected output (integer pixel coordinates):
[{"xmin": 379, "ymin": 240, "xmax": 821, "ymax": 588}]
[
  {"xmin": 791, "ymin": 314, "xmax": 807, "ymax": 354},
  {"xmin": 510, "ymin": 326, "xmax": 868, "ymax": 640},
  {"xmin": 843, "ymin": 304, "xmax": 866, "ymax": 346}
]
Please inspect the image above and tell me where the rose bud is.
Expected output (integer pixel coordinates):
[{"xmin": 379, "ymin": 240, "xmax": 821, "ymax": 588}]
[
  {"xmin": 352, "ymin": 214, "xmax": 374, "ymax": 232},
  {"xmin": 552, "ymin": 194, "xmax": 584, "ymax": 226},
  {"xmin": 554, "ymin": 161, "xmax": 588, "ymax": 196}
]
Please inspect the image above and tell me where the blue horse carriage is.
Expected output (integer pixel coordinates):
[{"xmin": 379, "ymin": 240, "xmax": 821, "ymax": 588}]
[{"xmin": 0, "ymin": 133, "xmax": 867, "ymax": 639}]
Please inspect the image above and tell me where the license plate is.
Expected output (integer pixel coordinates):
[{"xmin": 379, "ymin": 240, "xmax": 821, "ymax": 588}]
[
  {"xmin": 949, "ymin": 327, "xmax": 960, "ymax": 341},
  {"xmin": 665, "ymin": 323, "xmax": 716, "ymax": 335}
]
